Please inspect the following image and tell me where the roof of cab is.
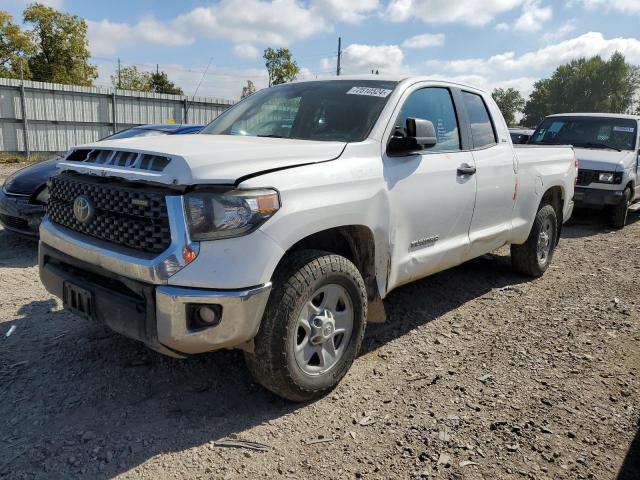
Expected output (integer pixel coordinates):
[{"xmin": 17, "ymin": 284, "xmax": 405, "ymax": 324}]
[{"xmin": 285, "ymin": 75, "xmax": 489, "ymax": 94}]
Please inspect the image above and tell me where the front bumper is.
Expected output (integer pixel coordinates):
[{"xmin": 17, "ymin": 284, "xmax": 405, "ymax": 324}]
[
  {"xmin": 0, "ymin": 188, "xmax": 44, "ymax": 236},
  {"xmin": 39, "ymin": 242, "xmax": 271, "ymax": 357},
  {"xmin": 573, "ymin": 186, "xmax": 626, "ymax": 207}
]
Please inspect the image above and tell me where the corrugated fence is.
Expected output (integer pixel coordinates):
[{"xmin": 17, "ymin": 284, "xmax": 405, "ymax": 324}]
[{"xmin": 0, "ymin": 78, "xmax": 234, "ymax": 154}]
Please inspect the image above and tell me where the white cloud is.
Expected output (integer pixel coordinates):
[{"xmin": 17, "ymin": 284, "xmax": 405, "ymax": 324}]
[
  {"xmin": 425, "ymin": 32, "xmax": 640, "ymax": 75},
  {"xmin": 513, "ymin": 0, "xmax": 552, "ymax": 32},
  {"xmin": 542, "ymin": 20, "xmax": 576, "ymax": 43},
  {"xmin": 174, "ymin": 0, "xmax": 327, "ymax": 47},
  {"xmin": 495, "ymin": 0, "xmax": 552, "ymax": 32},
  {"xmin": 577, "ymin": 0, "xmax": 640, "ymax": 14},
  {"xmin": 336, "ymin": 44, "xmax": 406, "ymax": 74},
  {"xmin": 310, "ymin": 0, "xmax": 380, "ymax": 23},
  {"xmin": 233, "ymin": 44, "xmax": 260, "ymax": 59},
  {"xmin": 385, "ymin": 0, "xmax": 524, "ymax": 26},
  {"xmin": 88, "ymin": 0, "xmax": 329, "ymax": 59},
  {"xmin": 402, "ymin": 33, "xmax": 445, "ymax": 49},
  {"xmin": 88, "ymin": 19, "xmax": 193, "ymax": 55}
]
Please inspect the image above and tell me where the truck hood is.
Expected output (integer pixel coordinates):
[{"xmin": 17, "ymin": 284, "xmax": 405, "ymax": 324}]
[
  {"xmin": 574, "ymin": 147, "xmax": 636, "ymax": 172},
  {"xmin": 57, "ymin": 135, "xmax": 347, "ymax": 185}
]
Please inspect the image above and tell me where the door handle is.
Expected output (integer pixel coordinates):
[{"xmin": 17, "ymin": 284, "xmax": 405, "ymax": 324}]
[{"xmin": 457, "ymin": 163, "xmax": 476, "ymax": 175}]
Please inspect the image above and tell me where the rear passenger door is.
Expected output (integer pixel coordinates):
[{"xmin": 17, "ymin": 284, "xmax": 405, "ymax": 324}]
[{"xmin": 460, "ymin": 90, "xmax": 517, "ymax": 258}]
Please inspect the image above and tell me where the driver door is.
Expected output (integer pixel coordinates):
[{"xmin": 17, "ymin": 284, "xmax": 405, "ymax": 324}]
[{"xmin": 383, "ymin": 85, "xmax": 477, "ymax": 290}]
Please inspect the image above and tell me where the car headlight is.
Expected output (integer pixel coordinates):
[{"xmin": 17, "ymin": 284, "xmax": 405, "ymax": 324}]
[
  {"xmin": 598, "ymin": 172, "xmax": 615, "ymax": 183},
  {"xmin": 35, "ymin": 186, "xmax": 50, "ymax": 204},
  {"xmin": 184, "ymin": 189, "xmax": 280, "ymax": 241}
]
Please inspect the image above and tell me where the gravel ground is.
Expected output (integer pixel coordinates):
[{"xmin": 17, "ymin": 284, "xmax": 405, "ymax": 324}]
[{"xmin": 1, "ymin": 174, "xmax": 639, "ymax": 479}]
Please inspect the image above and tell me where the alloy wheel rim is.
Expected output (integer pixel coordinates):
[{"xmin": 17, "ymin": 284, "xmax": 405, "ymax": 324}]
[
  {"xmin": 293, "ymin": 284, "xmax": 354, "ymax": 376},
  {"xmin": 537, "ymin": 217, "xmax": 553, "ymax": 265}
]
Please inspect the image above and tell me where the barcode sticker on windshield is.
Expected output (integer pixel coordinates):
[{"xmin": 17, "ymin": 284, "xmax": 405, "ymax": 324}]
[
  {"xmin": 613, "ymin": 126, "xmax": 634, "ymax": 132},
  {"xmin": 346, "ymin": 86, "xmax": 392, "ymax": 98}
]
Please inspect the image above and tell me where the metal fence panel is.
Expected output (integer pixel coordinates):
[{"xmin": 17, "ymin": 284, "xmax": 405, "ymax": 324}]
[{"xmin": 0, "ymin": 78, "xmax": 234, "ymax": 154}]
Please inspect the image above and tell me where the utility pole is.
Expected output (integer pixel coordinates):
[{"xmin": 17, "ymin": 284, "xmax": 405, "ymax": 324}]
[
  {"xmin": 156, "ymin": 63, "xmax": 159, "ymax": 75},
  {"xmin": 117, "ymin": 58, "xmax": 121, "ymax": 89},
  {"xmin": 336, "ymin": 37, "xmax": 342, "ymax": 76}
]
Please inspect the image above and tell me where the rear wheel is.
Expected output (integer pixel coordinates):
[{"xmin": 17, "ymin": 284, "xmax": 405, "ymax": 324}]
[
  {"xmin": 607, "ymin": 188, "xmax": 630, "ymax": 229},
  {"xmin": 244, "ymin": 250, "xmax": 367, "ymax": 402},
  {"xmin": 511, "ymin": 204, "xmax": 558, "ymax": 277}
]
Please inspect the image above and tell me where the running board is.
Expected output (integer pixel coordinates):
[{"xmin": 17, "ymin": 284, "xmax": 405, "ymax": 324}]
[{"xmin": 629, "ymin": 202, "xmax": 640, "ymax": 212}]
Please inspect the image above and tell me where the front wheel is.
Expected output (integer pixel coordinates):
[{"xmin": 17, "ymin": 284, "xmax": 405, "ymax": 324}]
[
  {"xmin": 244, "ymin": 250, "xmax": 367, "ymax": 402},
  {"xmin": 607, "ymin": 188, "xmax": 630, "ymax": 229},
  {"xmin": 511, "ymin": 204, "xmax": 558, "ymax": 277}
]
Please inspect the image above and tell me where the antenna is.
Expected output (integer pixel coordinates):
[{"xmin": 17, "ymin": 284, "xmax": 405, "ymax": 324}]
[{"xmin": 185, "ymin": 57, "xmax": 213, "ymax": 120}]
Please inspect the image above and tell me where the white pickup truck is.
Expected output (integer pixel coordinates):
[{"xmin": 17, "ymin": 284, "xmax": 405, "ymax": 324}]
[
  {"xmin": 529, "ymin": 113, "xmax": 640, "ymax": 228},
  {"xmin": 39, "ymin": 77, "xmax": 577, "ymax": 401}
]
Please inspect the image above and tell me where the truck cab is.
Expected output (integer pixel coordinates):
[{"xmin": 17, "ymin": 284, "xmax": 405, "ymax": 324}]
[{"xmin": 529, "ymin": 113, "xmax": 640, "ymax": 228}]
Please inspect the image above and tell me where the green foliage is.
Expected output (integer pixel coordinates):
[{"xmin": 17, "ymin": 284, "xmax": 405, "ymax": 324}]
[
  {"xmin": 263, "ymin": 48, "xmax": 299, "ymax": 86},
  {"xmin": 241, "ymin": 79, "xmax": 256, "ymax": 98},
  {"xmin": 491, "ymin": 87, "xmax": 525, "ymax": 127},
  {"xmin": 522, "ymin": 52, "xmax": 640, "ymax": 127},
  {"xmin": 149, "ymin": 70, "xmax": 183, "ymax": 95},
  {"xmin": 23, "ymin": 3, "xmax": 97, "ymax": 86},
  {"xmin": 111, "ymin": 65, "xmax": 152, "ymax": 91},
  {"xmin": 0, "ymin": 11, "xmax": 35, "ymax": 79},
  {"xmin": 112, "ymin": 66, "xmax": 184, "ymax": 94}
]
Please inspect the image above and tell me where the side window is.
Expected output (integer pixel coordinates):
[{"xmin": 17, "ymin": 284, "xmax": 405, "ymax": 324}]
[
  {"xmin": 395, "ymin": 87, "xmax": 460, "ymax": 152},
  {"xmin": 462, "ymin": 91, "xmax": 497, "ymax": 149}
]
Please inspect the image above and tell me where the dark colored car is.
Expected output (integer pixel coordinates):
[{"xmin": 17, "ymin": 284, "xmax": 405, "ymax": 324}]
[
  {"xmin": 509, "ymin": 127, "xmax": 535, "ymax": 144},
  {"xmin": 0, "ymin": 124, "xmax": 203, "ymax": 236}
]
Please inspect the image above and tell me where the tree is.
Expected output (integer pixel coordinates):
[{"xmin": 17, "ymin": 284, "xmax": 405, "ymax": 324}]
[
  {"xmin": 241, "ymin": 79, "xmax": 255, "ymax": 98},
  {"xmin": 149, "ymin": 70, "xmax": 183, "ymax": 95},
  {"xmin": 0, "ymin": 11, "xmax": 35, "ymax": 79},
  {"xmin": 23, "ymin": 3, "xmax": 97, "ymax": 86},
  {"xmin": 492, "ymin": 87, "xmax": 525, "ymax": 126},
  {"xmin": 522, "ymin": 52, "xmax": 640, "ymax": 127},
  {"xmin": 111, "ymin": 65, "xmax": 152, "ymax": 91},
  {"xmin": 263, "ymin": 48, "xmax": 299, "ymax": 86}
]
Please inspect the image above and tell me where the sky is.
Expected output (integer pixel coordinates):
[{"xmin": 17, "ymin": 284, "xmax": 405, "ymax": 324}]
[{"xmin": 3, "ymin": 0, "xmax": 640, "ymax": 101}]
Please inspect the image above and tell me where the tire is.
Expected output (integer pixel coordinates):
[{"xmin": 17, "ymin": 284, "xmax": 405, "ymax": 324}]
[
  {"xmin": 244, "ymin": 249, "xmax": 367, "ymax": 402},
  {"xmin": 511, "ymin": 204, "xmax": 558, "ymax": 277},
  {"xmin": 607, "ymin": 188, "xmax": 630, "ymax": 229}
]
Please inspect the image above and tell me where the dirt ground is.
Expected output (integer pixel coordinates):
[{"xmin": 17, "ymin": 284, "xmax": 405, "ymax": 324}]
[{"xmin": 1, "ymin": 172, "xmax": 639, "ymax": 479}]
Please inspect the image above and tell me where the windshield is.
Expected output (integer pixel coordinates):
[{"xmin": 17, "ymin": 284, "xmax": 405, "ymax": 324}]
[
  {"xmin": 105, "ymin": 128, "xmax": 171, "ymax": 140},
  {"xmin": 200, "ymin": 80, "xmax": 398, "ymax": 142},
  {"xmin": 530, "ymin": 116, "xmax": 638, "ymax": 151}
]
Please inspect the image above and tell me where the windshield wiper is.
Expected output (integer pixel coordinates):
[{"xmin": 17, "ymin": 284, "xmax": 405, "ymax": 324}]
[
  {"xmin": 574, "ymin": 142, "xmax": 621, "ymax": 152},
  {"xmin": 256, "ymin": 134, "xmax": 286, "ymax": 138}
]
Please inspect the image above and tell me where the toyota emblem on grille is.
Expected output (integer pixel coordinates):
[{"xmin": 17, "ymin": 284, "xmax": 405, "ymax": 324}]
[{"xmin": 73, "ymin": 195, "xmax": 95, "ymax": 224}]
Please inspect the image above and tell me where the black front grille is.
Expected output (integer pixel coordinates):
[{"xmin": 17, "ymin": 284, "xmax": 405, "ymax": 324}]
[
  {"xmin": 47, "ymin": 174, "xmax": 172, "ymax": 254},
  {"xmin": 0, "ymin": 213, "xmax": 29, "ymax": 231},
  {"xmin": 576, "ymin": 169, "xmax": 596, "ymax": 186}
]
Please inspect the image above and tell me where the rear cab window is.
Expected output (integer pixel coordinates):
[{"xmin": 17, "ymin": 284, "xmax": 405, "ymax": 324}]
[{"xmin": 461, "ymin": 91, "xmax": 497, "ymax": 149}]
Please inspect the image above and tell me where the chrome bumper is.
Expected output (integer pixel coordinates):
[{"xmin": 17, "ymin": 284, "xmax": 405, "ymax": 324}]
[{"xmin": 156, "ymin": 284, "xmax": 271, "ymax": 355}]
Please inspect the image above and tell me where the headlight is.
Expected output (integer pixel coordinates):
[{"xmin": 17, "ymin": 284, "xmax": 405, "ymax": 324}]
[
  {"xmin": 184, "ymin": 189, "xmax": 280, "ymax": 241},
  {"xmin": 598, "ymin": 172, "xmax": 615, "ymax": 183},
  {"xmin": 35, "ymin": 186, "xmax": 50, "ymax": 203}
]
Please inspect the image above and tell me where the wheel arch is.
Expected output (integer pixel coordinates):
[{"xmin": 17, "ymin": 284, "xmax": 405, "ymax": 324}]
[
  {"xmin": 540, "ymin": 185, "xmax": 564, "ymax": 245},
  {"xmin": 275, "ymin": 225, "xmax": 387, "ymax": 323}
]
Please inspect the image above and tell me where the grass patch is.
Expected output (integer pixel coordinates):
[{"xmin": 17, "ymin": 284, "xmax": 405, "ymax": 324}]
[{"xmin": 0, "ymin": 152, "xmax": 55, "ymax": 164}]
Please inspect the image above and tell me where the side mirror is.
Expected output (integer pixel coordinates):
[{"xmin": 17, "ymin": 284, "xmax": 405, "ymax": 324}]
[{"xmin": 388, "ymin": 117, "xmax": 437, "ymax": 155}]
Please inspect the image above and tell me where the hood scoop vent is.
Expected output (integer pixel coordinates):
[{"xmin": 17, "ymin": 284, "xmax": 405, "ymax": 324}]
[{"xmin": 66, "ymin": 148, "xmax": 171, "ymax": 172}]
